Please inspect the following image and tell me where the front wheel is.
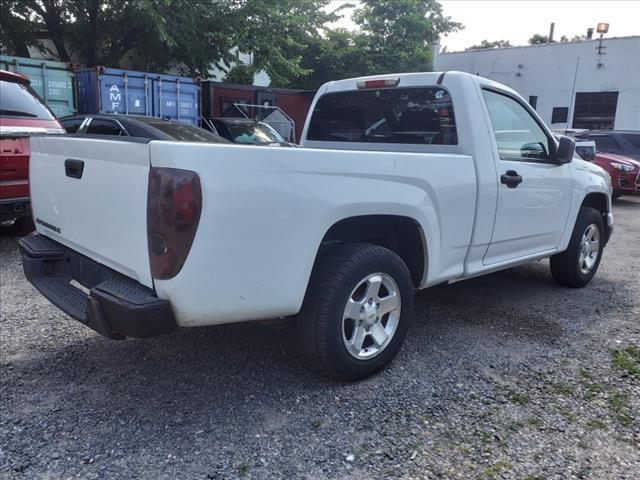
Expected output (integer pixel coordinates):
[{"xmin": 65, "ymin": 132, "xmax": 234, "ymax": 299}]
[
  {"xmin": 298, "ymin": 243, "xmax": 414, "ymax": 381},
  {"xmin": 550, "ymin": 207, "xmax": 604, "ymax": 287}
]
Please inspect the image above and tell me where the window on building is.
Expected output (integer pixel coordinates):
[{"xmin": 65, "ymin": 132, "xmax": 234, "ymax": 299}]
[
  {"xmin": 551, "ymin": 107, "xmax": 569, "ymax": 124},
  {"xmin": 528, "ymin": 96, "xmax": 538, "ymax": 110},
  {"xmin": 572, "ymin": 91, "xmax": 618, "ymax": 130}
]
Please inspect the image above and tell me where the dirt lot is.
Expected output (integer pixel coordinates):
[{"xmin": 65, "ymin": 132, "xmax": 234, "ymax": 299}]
[{"xmin": 1, "ymin": 197, "xmax": 638, "ymax": 480}]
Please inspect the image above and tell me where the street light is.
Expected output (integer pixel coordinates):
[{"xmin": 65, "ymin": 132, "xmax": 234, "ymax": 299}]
[{"xmin": 596, "ymin": 23, "xmax": 609, "ymax": 34}]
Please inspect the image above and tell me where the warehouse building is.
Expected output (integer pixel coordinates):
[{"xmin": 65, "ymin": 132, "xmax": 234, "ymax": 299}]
[{"xmin": 434, "ymin": 35, "xmax": 640, "ymax": 130}]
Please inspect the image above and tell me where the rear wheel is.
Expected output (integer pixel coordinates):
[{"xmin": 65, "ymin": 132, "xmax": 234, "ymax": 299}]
[
  {"xmin": 298, "ymin": 243, "xmax": 414, "ymax": 381},
  {"xmin": 0, "ymin": 217, "xmax": 34, "ymax": 237},
  {"xmin": 550, "ymin": 207, "xmax": 604, "ymax": 287}
]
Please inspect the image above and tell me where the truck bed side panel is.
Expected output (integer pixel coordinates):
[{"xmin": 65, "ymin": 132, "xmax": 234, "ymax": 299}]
[{"xmin": 150, "ymin": 142, "xmax": 476, "ymax": 326}]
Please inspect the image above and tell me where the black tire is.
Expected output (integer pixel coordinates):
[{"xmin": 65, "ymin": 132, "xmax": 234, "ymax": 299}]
[
  {"xmin": 612, "ymin": 190, "xmax": 624, "ymax": 200},
  {"xmin": 0, "ymin": 217, "xmax": 35, "ymax": 237},
  {"xmin": 550, "ymin": 207, "xmax": 604, "ymax": 288},
  {"xmin": 298, "ymin": 243, "xmax": 414, "ymax": 381}
]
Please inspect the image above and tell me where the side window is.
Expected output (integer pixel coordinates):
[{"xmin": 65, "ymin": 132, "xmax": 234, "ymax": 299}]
[
  {"xmin": 61, "ymin": 117, "xmax": 85, "ymax": 133},
  {"xmin": 622, "ymin": 133, "xmax": 640, "ymax": 150},
  {"xmin": 591, "ymin": 135, "xmax": 620, "ymax": 153},
  {"xmin": 85, "ymin": 119, "xmax": 125, "ymax": 136},
  {"xmin": 482, "ymin": 89, "xmax": 551, "ymax": 161}
]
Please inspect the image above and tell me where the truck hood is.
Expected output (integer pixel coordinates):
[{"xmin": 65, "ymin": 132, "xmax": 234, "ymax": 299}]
[{"xmin": 574, "ymin": 157, "xmax": 611, "ymax": 186}]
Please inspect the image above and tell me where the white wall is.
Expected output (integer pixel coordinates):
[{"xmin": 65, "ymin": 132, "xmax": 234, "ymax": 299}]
[{"xmin": 434, "ymin": 36, "xmax": 640, "ymax": 130}]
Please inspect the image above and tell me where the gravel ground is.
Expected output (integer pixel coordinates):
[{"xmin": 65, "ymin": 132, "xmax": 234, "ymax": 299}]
[{"xmin": 1, "ymin": 198, "xmax": 639, "ymax": 480}]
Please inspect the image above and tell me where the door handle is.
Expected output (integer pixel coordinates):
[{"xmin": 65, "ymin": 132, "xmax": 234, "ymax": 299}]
[
  {"xmin": 500, "ymin": 170, "xmax": 523, "ymax": 189},
  {"xmin": 65, "ymin": 159, "xmax": 84, "ymax": 179}
]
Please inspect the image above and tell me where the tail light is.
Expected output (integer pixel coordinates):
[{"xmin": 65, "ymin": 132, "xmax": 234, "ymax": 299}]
[{"xmin": 147, "ymin": 167, "xmax": 202, "ymax": 279}]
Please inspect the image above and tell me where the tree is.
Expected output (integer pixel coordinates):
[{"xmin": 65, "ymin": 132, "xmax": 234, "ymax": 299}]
[
  {"xmin": 466, "ymin": 39, "xmax": 511, "ymax": 50},
  {"xmin": 528, "ymin": 33, "xmax": 551, "ymax": 45},
  {"xmin": 0, "ymin": 0, "xmax": 337, "ymax": 79},
  {"xmin": 280, "ymin": 0, "xmax": 462, "ymax": 89},
  {"xmin": 353, "ymin": 0, "xmax": 462, "ymax": 75},
  {"xmin": 224, "ymin": 64, "xmax": 255, "ymax": 85}
]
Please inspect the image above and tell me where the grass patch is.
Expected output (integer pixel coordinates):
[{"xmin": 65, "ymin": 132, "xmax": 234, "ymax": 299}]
[
  {"xmin": 527, "ymin": 416, "xmax": 543, "ymax": 428},
  {"xmin": 553, "ymin": 404, "xmax": 577, "ymax": 423},
  {"xmin": 310, "ymin": 419, "xmax": 324, "ymax": 429},
  {"xmin": 509, "ymin": 392, "xmax": 530, "ymax": 405},
  {"xmin": 550, "ymin": 382, "xmax": 576, "ymax": 396},
  {"xmin": 484, "ymin": 459, "xmax": 511, "ymax": 477},
  {"xmin": 586, "ymin": 419, "xmax": 606, "ymax": 429},
  {"xmin": 611, "ymin": 346, "xmax": 640, "ymax": 377},
  {"xmin": 582, "ymin": 381, "xmax": 604, "ymax": 400},
  {"xmin": 238, "ymin": 464, "xmax": 250, "ymax": 476},
  {"xmin": 608, "ymin": 391, "xmax": 634, "ymax": 427}
]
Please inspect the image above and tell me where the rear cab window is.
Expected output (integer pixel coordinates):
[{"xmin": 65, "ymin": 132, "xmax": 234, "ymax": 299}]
[{"xmin": 307, "ymin": 87, "xmax": 457, "ymax": 145}]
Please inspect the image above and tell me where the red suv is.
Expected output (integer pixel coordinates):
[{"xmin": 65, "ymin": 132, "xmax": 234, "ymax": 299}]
[
  {"xmin": 0, "ymin": 70, "xmax": 64, "ymax": 235},
  {"xmin": 592, "ymin": 152, "xmax": 640, "ymax": 199}
]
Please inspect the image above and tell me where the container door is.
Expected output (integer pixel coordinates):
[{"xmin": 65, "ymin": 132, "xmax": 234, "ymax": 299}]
[
  {"xmin": 153, "ymin": 77, "xmax": 199, "ymax": 125},
  {"xmin": 0, "ymin": 55, "xmax": 76, "ymax": 117},
  {"xmin": 98, "ymin": 70, "xmax": 152, "ymax": 116}
]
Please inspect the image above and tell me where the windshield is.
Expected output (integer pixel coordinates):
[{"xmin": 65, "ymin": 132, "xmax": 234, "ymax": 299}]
[
  {"xmin": 145, "ymin": 121, "xmax": 229, "ymax": 143},
  {"xmin": 0, "ymin": 80, "xmax": 56, "ymax": 120},
  {"xmin": 227, "ymin": 122, "xmax": 285, "ymax": 144}
]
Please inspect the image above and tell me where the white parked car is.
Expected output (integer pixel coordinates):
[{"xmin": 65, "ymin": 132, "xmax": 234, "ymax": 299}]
[{"xmin": 21, "ymin": 71, "xmax": 613, "ymax": 381}]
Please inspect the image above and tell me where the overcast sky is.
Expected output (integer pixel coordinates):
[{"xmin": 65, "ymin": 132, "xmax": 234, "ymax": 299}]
[{"xmin": 329, "ymin": 0, "xmax": 640, "ymax": 52}]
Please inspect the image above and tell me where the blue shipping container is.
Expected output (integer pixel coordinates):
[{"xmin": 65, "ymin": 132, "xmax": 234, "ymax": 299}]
[
  {"xmin": 0, "ymin": 55, "xmax": 76, "ymax": 118},
  {"xmin": 75, "ymin": 67, "xmax": 200, "ymax": 125},
  {"xmin": 154, "ymin": 74, "xmax": 200, "ymax": 126}
]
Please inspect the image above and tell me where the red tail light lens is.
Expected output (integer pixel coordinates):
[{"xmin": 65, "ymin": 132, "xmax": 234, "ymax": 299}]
[
  {"xmin": 147, "ymin": 167, "xmax": 202, "ymax": 279},
  {"xmin": 356, "ymin": 78, "xmax": 400, "ymax": 89}
]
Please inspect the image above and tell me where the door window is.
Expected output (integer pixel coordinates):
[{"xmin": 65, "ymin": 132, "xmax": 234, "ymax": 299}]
[
  {"xmin": 482, "ymin": 89, "xmax": 551, "ymax": 161},
  {"xmin": 85, "ymin": 119, "xmax": 126, "ymax": 136},
  {"xmin": 590, "ymin": 135, "xmax": 620, "ymax": 153},
  {"xmin": 61, "ymin": 117, "xmax": 86, "ymax": 133}
]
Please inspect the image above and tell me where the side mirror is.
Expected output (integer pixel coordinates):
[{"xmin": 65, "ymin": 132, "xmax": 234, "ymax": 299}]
[{"xmin": 554, "ymin": 135, "xmax": 575, "ymax": 164}]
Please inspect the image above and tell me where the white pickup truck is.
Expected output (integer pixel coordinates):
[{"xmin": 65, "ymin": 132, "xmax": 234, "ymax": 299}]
[{"xmin": 20, "ymin": 71, "xmax": 613, "ymax": 381}]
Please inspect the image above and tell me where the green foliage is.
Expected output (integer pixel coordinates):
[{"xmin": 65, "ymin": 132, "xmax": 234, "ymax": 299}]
[
  {"xmin": 281, "ymin": 0, "xmax": 462, "ymax": 89},
  {"xmin": 224, "ymin": 63, "xmax": 255, "ymax": 85},
  {"xmin": 611, "ymin": 346, "xmax": 640, "ymax": 377},
  {"xmin": 528, "ymin": 34, "xmax": 550, "ymax": 45},
  {"xmin": 1, "ymin": 0, "xmax": 461, "ymax": 87},
  {"xmin": 466, "ymin": 39, "xmax": 511, "ymax": 50}
]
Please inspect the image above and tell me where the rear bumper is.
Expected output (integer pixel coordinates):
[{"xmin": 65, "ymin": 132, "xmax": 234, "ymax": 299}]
[
  {"xmin": 0, "ymin": 196, "xmax": 30, "ymax": 221},
  {"xmin": 19, "ymin": 234, "xmax": 177, "ymax": 339}
]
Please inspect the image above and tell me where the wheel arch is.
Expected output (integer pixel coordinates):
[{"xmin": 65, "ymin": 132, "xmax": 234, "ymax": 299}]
[{"xmin": 317, "ymin": 214, "xmax": 427, "ymax": 287}]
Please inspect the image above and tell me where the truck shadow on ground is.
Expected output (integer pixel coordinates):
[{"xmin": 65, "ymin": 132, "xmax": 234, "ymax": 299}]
[{"xmin": 3, "ymin": 254, "xmax": 633, "ymax": 437}]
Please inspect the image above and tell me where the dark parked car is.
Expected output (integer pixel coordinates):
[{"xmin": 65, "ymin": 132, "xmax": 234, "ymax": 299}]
[
  {"xmin": 576, "ymin": 130, "xmax": 640, "ymax": 161},
  {"xmin": 207, "ymin": 118, "xmax": 295, "ymax": 146},
  {"xmin": 60, "ymin": 114, "xmax": 229, "ymax": 143}
]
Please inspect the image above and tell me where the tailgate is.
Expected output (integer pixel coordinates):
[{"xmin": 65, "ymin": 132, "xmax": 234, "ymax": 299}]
[{"xmin": 29, "ymin": 136, "xmax": 153, "ymax": 288}]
